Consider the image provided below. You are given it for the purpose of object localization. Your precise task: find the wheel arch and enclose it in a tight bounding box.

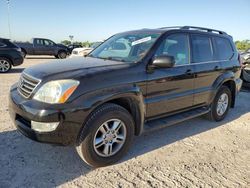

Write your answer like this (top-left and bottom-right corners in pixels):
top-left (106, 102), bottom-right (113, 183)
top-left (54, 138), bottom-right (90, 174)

top-left (0, 55), bottom-right (13, 65)
top-left (212, 72), bottom-right (237, 108)
top-left (76, 89), bottom-right (145, 145)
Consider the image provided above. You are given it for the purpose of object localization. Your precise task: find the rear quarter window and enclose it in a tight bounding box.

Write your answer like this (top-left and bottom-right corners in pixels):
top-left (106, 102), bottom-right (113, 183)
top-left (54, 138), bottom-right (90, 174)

top-left (214, 37), bottom-right (234, 60)
top-left (191, 35), bottom-right (213, 63)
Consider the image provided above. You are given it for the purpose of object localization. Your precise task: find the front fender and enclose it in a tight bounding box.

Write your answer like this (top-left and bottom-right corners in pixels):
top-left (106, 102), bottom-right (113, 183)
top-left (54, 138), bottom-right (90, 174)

top-left (74, 84), bottom-right (146, 143)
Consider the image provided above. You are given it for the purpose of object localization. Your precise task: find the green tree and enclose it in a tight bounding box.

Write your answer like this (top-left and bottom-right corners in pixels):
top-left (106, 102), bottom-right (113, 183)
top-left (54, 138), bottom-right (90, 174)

top-left (235, 40), bottom-right (250, 51)
top-left (61, 40), bottom-right (71, 45)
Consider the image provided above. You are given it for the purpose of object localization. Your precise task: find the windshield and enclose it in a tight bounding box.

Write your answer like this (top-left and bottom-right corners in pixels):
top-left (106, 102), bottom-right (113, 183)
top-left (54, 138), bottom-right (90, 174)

top-left (89, 32), bottom-right (161, 63)
top-left (91, 42), bottom-right (102, 49)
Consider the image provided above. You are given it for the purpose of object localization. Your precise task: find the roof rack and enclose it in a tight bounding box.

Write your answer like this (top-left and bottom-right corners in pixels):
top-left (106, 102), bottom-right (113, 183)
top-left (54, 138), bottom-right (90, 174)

top-left (159, 26), bottom-right (227, 35)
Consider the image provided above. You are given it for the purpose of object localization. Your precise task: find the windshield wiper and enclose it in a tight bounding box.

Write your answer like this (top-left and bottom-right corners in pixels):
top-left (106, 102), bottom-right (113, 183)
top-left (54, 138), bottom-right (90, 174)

top-left (100, 57), bottom-right (128, 62)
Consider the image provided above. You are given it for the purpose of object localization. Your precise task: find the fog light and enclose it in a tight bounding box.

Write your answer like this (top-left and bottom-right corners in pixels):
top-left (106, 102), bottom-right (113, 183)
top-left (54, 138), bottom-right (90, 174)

top-left (31, 121), bottom-right (59, 132)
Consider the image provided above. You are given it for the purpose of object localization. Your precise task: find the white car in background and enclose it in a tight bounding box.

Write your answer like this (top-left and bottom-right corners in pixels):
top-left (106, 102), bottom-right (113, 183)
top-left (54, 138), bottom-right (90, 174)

top-left (69, 41), bottom-right (103, 58)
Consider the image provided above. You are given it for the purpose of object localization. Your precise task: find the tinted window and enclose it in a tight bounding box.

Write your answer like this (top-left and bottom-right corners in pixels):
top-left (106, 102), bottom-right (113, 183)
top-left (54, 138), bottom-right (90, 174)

top-left (214, 37), bottom-right (233, 60)
top-left (191, 35), bottom-right (213, 63)
top-left (35, 39), bottom-right (43, 46)
top-left (44, 40), bottom-right (54, 46)
top-left (155, 34), bottom-right (189, 65)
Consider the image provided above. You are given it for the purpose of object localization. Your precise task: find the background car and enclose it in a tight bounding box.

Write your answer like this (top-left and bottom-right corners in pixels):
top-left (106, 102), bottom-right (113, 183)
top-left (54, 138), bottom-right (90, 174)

top-left (241, 50), bottom-right (250, 86)
top-left (0, 38), bottom-right (24, 73)
top-left (67, 44), bottom-right (83, 53)
top-left (15, 38), bottom-right (69, 59)
top-left (69, 41), bottom-right (103, 58)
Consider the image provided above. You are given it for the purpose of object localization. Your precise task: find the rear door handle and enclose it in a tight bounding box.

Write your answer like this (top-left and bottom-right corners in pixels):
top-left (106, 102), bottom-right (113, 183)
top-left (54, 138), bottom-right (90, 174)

top-left (186, 69), bottom-right (192, 75)
top-left (214, 66), bottom-right (220, 71)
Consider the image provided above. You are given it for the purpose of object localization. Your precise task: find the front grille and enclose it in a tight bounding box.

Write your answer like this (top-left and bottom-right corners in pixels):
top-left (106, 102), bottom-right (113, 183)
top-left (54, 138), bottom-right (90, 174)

top-left (17, 72), bottom-right (41, 98)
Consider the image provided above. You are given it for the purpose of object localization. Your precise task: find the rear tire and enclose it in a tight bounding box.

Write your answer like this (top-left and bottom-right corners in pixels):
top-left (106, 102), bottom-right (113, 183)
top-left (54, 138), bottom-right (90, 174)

top-left (0, 57), bottom-right (12, 73)
top-left (76, 103), bottom-right (134, 167)
top-left (206, 86), bottom-right (232, 121)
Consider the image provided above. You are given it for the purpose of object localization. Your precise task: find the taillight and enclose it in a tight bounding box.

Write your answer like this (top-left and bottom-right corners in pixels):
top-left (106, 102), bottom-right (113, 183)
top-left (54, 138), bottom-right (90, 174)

top-left (238, 54), bottom-right (244, 69)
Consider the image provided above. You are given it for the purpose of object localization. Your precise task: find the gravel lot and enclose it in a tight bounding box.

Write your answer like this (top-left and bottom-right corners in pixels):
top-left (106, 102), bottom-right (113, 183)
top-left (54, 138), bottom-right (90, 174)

top-left (0, 56), bottom-right (250, 188)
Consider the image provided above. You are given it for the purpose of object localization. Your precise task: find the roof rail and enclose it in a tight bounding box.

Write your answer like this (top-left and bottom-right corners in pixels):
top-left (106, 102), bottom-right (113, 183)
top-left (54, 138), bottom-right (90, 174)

top-left (182, 26), bottom-right (227, 35)
top-left (159, 26), bottom-right (227, 35)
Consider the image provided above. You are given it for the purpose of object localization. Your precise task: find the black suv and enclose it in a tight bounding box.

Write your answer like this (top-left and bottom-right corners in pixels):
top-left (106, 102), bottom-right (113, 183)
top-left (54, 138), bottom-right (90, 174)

top-left (0, 38), bottom-right (24, 73)
top-left (9, 26), bottom-right (242, 167)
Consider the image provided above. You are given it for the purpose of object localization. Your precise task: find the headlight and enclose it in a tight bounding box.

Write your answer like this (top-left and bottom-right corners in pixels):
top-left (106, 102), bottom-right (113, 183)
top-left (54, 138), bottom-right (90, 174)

top-left (33, 80), bottom-right (79, 104)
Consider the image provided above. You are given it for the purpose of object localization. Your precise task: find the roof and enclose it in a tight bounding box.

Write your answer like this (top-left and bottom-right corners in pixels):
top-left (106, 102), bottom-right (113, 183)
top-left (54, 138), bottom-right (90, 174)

top-left (119, 26), bottom-right (229, 37)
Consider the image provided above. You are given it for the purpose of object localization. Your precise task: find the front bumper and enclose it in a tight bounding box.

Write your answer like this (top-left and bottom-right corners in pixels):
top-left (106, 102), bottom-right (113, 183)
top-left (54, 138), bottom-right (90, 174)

top-left (9, 85), bottom-right (83, 146)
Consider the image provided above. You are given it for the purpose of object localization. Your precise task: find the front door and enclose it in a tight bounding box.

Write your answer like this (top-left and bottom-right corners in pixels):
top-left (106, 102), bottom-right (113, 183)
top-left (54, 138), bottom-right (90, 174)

top-left (146, 33), bottom-right (195, 119)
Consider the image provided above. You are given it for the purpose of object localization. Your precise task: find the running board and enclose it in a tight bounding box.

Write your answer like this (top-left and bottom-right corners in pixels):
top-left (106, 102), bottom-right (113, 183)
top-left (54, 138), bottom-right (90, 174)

top-left (143, 107), bottom-right (210, 132)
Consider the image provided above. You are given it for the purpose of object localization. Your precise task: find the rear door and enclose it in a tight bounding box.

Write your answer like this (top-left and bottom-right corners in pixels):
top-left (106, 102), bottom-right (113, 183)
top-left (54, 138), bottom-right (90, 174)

top-left (146, 33), bottom-right (195, 118)
top-left (191, 34), bottom-right (222, 106)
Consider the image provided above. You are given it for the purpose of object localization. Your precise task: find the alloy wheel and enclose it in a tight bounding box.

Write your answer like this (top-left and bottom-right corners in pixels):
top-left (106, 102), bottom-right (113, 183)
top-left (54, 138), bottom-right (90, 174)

top-left (0, 59), bottom-right (11, 72)
top-left (93, 119), bottom-right (127, 157)
top-left (216, 93), bottom-right (229, 116)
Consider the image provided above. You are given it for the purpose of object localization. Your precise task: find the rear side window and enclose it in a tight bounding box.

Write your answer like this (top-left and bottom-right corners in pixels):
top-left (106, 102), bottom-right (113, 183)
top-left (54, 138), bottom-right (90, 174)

top-left (35, 39), bottom-right (44, 46)
top-left (191, 35), bottom-right (213, 63)
top-left (214, 37), bottom-right (234, 60)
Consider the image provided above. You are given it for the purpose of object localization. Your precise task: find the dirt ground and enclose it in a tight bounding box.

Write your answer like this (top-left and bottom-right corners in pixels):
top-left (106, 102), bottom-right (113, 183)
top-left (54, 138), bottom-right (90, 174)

top-left (0, 56), bottom-right (250, 188)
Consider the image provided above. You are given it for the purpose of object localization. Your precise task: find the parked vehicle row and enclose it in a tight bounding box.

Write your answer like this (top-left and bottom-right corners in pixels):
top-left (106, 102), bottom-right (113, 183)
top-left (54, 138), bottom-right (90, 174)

top-left (69, 41), bottom-right (103, 58)
top-left (240, 49), bottom-right (250, 85)
top-left (67, 44), bottom-right (83, 53)
top-left (9, 26), bottom-right (242, 167)
top-left (0, 38), bottom-right (24, 73)
top-left (15, 38), bottom-right (69, 59)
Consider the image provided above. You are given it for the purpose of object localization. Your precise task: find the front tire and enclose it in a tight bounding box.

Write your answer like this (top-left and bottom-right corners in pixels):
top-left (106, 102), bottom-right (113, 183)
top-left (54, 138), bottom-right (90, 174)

top-left (0, 57), bottom-right (12, 73)
top-left (206, 86), bottom-right (232, 121)
top-left (76, 103), bottom-right (135, 167)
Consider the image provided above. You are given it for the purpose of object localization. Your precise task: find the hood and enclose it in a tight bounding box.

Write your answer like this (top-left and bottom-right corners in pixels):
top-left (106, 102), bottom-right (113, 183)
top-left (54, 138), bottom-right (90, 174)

top-left (57, 43), bottom-right (68, 49)
top-left (24, 57), bottom-right (127, 80)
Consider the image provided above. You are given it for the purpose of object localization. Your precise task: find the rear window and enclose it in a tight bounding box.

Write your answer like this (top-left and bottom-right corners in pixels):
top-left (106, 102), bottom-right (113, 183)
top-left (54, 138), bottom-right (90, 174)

top-left (214, 37), bottom-right (234, 60)
top-left (191, 35), bottom-right (213, 63)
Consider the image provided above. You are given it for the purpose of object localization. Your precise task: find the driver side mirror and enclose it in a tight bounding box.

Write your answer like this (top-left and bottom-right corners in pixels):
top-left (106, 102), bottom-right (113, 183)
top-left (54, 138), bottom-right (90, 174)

top-left (151, 55), bottom-right (175, 68)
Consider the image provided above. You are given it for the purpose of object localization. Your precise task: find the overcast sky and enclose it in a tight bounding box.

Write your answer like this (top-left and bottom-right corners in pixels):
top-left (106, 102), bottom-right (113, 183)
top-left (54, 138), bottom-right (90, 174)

top-left (0, 0), bottom-right (249, 42)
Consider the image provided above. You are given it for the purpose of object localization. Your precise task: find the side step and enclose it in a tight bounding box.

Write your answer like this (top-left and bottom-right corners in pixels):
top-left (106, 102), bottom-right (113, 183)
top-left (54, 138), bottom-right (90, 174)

top-left (143, 107), bottom-right (210, 132)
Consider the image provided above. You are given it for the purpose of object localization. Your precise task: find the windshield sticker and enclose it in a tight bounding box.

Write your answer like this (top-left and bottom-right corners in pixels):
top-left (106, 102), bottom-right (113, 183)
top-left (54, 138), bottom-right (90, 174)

top-left (132, 36), bottom-right (152, 46)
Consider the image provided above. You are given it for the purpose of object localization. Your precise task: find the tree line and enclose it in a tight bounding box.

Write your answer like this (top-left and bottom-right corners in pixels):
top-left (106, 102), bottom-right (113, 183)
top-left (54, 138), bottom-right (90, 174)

top-left (234, 40), bottom-right (250, 51)
top-left (61, 40), bottom-right (92, 47)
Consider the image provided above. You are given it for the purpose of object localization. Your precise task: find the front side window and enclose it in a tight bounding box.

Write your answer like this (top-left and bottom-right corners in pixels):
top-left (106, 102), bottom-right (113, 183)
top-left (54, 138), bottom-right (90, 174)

top-left (214, 37), bottom-right (233, 60)
top-left (44, 40), bottom-right (54, 46)
top-left (191, 35), bottom-right (213, 63)
top-left (154, 34), bottom-right (189, 65)
top-left (90, 33), bottom-right (161, 63)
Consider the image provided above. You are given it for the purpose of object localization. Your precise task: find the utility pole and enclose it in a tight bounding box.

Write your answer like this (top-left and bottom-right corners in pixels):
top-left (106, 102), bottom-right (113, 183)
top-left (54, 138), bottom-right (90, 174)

top-left (69, 35), bottom-right (74, 44)
top-left (6, 0), bottom-right (11, 39)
